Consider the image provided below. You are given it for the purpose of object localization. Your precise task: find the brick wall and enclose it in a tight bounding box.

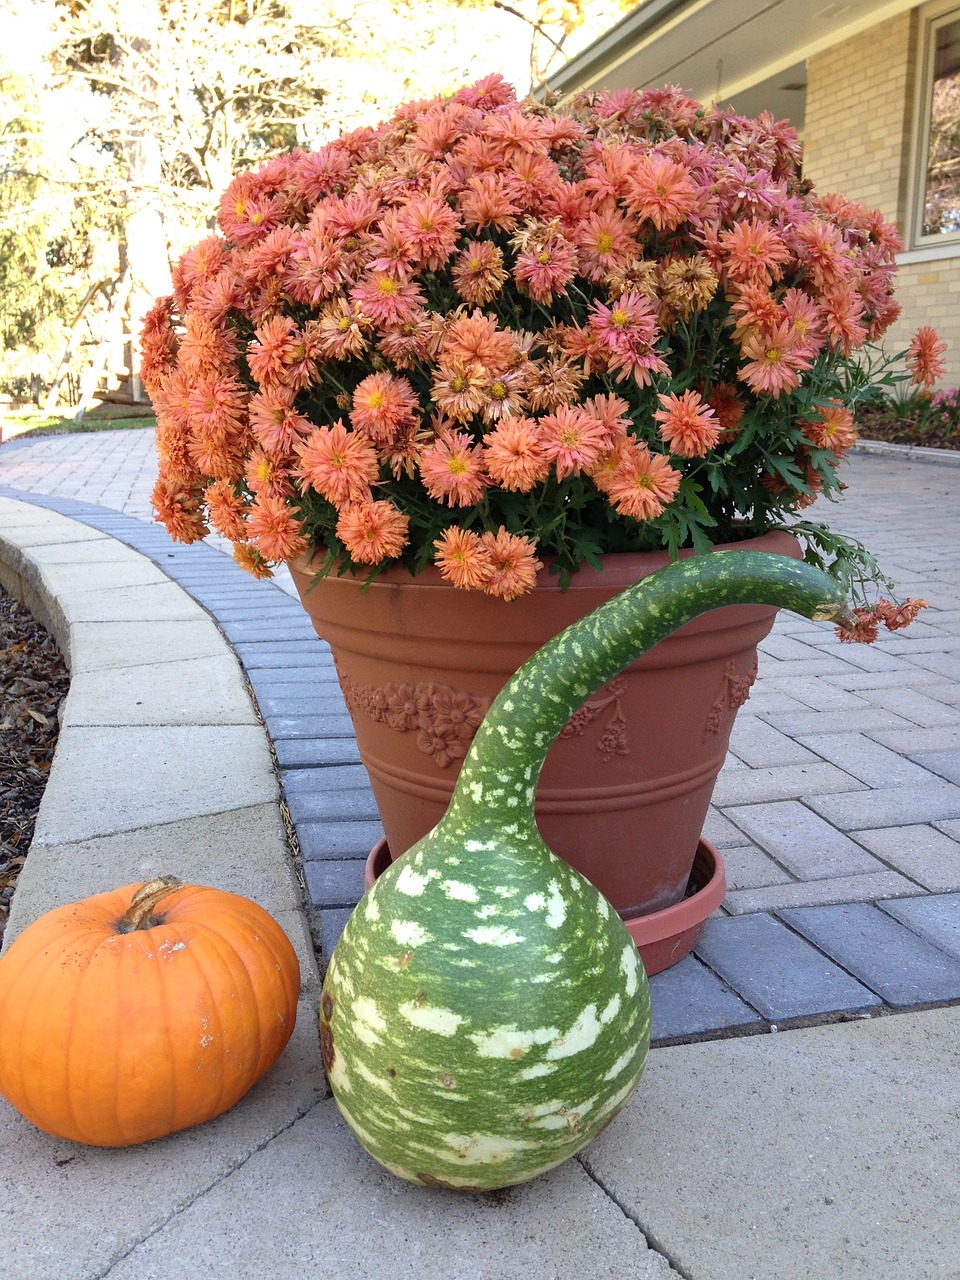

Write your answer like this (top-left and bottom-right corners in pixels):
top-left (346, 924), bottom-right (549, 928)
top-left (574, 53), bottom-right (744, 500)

top-left (804, 9), bottom-right (960, 386)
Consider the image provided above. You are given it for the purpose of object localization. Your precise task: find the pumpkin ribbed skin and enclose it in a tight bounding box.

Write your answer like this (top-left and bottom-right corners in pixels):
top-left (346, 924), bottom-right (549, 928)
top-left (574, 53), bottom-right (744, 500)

top-left (0, 881), bottom-right (300, 1146)
top-left (322, 552), bottom-right (851, 1189)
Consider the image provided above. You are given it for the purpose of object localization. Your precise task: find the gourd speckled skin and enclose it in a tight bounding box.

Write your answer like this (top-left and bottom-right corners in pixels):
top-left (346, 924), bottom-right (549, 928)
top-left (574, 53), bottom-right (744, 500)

top-left (320, 552), bottom-right (850, 1190)
top-left (0, 878), bottom-right (300, 1146)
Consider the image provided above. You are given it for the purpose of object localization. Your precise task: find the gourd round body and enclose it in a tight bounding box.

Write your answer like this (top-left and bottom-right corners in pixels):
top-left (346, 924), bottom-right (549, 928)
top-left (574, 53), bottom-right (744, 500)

top-left (322, 839), bottom-right (650, 1190)
top-left (321, 552), bottom-right (852, 1189)
top-left (0, 878), bottom-right (300, 1146)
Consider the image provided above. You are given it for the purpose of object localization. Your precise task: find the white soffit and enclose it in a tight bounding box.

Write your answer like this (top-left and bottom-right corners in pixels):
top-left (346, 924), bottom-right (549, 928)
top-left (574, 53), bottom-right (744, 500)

top-left (550, 0), bottom-right (918, 118)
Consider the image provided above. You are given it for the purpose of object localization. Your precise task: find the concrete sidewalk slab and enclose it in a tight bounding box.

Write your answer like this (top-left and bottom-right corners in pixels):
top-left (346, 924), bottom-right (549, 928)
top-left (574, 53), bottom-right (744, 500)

top-left (102, 1100), bottom-right (677, 1280)
top-left (581, 1006), bottom-right (960, 1280)
top-left (0, 1017), bottom-right (326, 1280)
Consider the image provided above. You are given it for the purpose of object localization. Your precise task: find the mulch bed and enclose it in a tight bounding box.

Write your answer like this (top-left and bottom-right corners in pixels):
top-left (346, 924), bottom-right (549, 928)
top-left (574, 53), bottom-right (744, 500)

top-left (0, 588), bottom-right (69, 946)
top-left (858, 412), bottom-right (959, 452)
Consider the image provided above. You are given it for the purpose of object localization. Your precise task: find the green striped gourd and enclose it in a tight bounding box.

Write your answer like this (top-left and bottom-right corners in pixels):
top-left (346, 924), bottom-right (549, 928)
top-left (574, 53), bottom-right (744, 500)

top-left (320, 551), bottom-right (850, 1190)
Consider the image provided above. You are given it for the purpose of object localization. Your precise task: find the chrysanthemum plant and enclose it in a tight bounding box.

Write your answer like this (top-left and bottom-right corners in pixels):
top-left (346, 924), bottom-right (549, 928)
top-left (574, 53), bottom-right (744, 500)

top-left (141, 75), bottom-right (944, 639)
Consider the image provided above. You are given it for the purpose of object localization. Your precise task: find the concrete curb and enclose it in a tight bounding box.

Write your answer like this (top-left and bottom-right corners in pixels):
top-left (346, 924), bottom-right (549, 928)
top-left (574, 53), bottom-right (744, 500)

top-left (0, 496), bottom-right (334, 1276)
top-left (855, 437), bottom-right (960, 465)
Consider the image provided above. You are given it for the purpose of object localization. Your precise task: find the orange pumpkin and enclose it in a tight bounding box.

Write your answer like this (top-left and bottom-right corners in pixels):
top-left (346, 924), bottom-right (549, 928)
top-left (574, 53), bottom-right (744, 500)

top-left (0, 877), bottom-right (300, 1146)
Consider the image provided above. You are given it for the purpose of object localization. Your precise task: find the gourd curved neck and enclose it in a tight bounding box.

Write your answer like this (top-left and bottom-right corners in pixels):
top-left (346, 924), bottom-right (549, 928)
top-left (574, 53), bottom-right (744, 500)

top-left (440, 551), bottom-right (848, 832)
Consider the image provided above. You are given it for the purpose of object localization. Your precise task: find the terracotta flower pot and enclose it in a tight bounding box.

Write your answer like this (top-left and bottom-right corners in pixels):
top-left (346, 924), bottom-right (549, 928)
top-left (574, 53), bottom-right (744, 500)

top-left (288, 529), bottom-right (798, 938)
top-left (363, 835), bottom-right (726, 977)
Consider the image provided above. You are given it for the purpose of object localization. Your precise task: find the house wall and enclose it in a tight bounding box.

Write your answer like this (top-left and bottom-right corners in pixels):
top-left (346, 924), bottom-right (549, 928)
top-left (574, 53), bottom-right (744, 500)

top-left (803, 9), bottom-right (960, 386)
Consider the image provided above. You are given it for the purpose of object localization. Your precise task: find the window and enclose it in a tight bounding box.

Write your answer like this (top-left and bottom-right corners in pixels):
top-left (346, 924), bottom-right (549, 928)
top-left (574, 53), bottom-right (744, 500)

top-left (916, 6), bottom-right (960, 243)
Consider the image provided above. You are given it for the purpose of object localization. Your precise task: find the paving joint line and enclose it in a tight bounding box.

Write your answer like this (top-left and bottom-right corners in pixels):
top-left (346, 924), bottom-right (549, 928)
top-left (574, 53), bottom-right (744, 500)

top-left (3, 483), bottom-right (960, 1042)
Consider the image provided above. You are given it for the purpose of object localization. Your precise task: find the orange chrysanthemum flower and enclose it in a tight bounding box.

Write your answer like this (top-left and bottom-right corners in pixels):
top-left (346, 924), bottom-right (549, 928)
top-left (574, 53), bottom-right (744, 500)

top-left (336, 499), bottom-right (410, 564)
top-left (350, 371), bottom-right (420, 445)
top-left (418, 431), bottom-right (489, 507)
top-left (246, 494), bottom-right (309, 562)
top-left (605, 441), bottom-right (682, 521)
top-left (295, 421), bottom-right (379, 506)
top-left (433, 526), bottom-right (492, 590)
top-left (654, 389), bottom-right (720, 458)
top-left (204, 479), bottom-right (249, 541)
top-left (479, 529), bottom-right (542, 600)
top-left (483, 415), bottom-right (551, 492)
top-left (906, 327), bottom-right (948, 387)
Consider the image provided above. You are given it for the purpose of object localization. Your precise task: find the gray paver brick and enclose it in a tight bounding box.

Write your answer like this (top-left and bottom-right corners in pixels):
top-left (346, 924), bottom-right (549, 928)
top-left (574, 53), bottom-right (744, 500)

top-left (806, 780), bottom-right (960, 830)
top-left (303, 858), bottom-right (367, 907)
top-left (855, 825), bottom-right (960, 891)
top-left (647, 955), bottom-right (762, 1041)
top-left (761, 707), bottom-right (916, 737)
top-left (273, 737), bottom-right (361, 768)
top-left (281, 764), bottom-right (372, 793)
top-left (297, 820), bottom-right (383, 861)
top-left (701, 807), bottom-right (748, 847)
top-left (879, 894), bottom-right (960, 960)
top-left (921, 681), bottom-right (960, 708)
top-left (693, 913), bottom-right (881, 1020)
top-left (265, 713), bottom-right (357, 740)
top-left (870, 724), bottom-right (960, 753)
top-left (857, 687), bottom-right (960, 727)
top-left (915, 749), bottom-right (960, 784)
top-left (723, 799), bottom-right (885, 877)
top-left (711, 762), bottom-right (863, 806)
top-left (904, 651), bottom-right (960, 679)
top-left (779, 903), bottom-right (960, 1006)
top-left (284, 787), bottom-right (381, 824)
top-left (720, 844), bottom-right (792, 890)
top-left (727, 718), bottom-right (819, 767)
top-left (795, 731), bottom-right (941, 789)
top-left (316, 907), bottom-right (353, 963)
top-left (723, 870), bottom-right (921, 914)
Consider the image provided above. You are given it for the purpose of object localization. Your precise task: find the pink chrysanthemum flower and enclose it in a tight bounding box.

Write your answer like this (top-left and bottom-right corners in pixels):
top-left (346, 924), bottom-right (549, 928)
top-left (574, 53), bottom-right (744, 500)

top-left (654, 389), bottom-right (720, 458)
top-left (295, 421), bottom-right (379, 506)
top-left (539, 405), bottom-right (610, 480)
top-left (350, 371), bottom-right (420, 445)
top-left (459, 172), bottom-right (521, 233)
top-left (589, 292), bottom-right (670, 387)
top-left (396, 190), bottom-right (462, 271)
top-left (512, 235), bottom-right (579, 303)
top-left (433, 526), bottom-right (492, 590)
top-left (605, 441), bottom-right (682, 521)
top-left (336, 499), bottom-right (410, 564)
top-left (418, 431), bottom-right (489, 507)
top-left (249, 387), bottom-right (313, 461)
top-left (350, 272), bottom-right (425, 329)
top-left (479, 368), bottom-right (528, 425)
top-left (284, 234), bottom-right (345, 306)
top-left (483, 415), bottom-right (550, 491)
top-left (906, 327), bottom-right (948, 387)
top-left (738, 322), bottom-right (813, 398)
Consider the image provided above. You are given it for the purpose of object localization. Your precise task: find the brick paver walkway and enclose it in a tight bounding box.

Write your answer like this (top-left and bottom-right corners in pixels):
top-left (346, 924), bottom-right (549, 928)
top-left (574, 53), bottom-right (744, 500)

top-left (3, 428), bottom-right (959, 1042)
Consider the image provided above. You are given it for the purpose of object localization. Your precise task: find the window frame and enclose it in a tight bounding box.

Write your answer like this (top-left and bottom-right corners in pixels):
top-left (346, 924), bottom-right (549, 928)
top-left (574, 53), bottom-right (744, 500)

top-left (909, 1), bottom-right (960, 250)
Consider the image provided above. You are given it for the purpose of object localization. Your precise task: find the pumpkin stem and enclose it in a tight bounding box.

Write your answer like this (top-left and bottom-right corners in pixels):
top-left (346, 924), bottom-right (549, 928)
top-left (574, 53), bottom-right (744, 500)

top-left (118, 876), bottom-right (184, 933)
